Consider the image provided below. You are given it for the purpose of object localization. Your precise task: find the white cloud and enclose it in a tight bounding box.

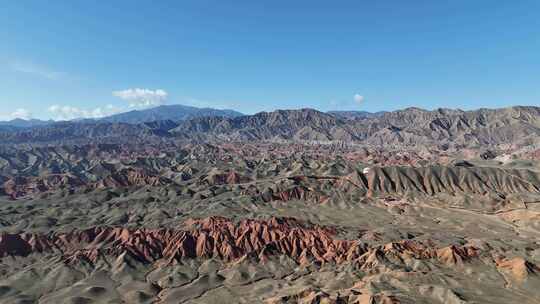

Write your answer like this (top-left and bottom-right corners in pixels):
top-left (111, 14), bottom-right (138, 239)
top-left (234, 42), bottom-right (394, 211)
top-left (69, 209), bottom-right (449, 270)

top-left (328, 94), bottom-right (365, 109)
top-left (112, 88), bottom-right (168, 108)
top-left (11, 61), bottom-right (64, 80)
top-left (10, 108), bottom-right (32, 120)
top-left (48, 104), bottom-right (122, 120)
top-left (354, 94), bottom-right (365, 104)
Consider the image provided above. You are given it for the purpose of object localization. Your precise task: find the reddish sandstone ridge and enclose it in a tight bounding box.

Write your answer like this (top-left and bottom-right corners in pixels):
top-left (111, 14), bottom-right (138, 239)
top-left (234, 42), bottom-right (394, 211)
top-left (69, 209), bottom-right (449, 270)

top-left (3, 174), bottom-right (85, 199)
top-left (496, 256), bottom-right (540, 281)
top-left (265, 287), bottom-right (401, 304)
top-left (0, 217), bottom-right (478, 270)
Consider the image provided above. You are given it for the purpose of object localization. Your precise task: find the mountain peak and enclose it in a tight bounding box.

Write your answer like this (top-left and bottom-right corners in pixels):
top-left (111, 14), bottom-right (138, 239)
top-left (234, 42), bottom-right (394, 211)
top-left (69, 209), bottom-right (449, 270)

top-left (100, 104), bottom-right (243, 124)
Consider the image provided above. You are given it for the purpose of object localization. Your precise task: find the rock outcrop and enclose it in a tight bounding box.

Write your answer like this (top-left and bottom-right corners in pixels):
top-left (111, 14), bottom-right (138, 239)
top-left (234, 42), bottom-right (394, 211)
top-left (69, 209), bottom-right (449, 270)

top-left (0, 217), bottom-right (479, 271)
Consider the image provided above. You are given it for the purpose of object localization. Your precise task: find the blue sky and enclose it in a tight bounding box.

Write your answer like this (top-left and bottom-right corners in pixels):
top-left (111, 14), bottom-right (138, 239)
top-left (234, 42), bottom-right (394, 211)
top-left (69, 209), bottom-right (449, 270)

top-left (0, 1), bottom-right (539, 120)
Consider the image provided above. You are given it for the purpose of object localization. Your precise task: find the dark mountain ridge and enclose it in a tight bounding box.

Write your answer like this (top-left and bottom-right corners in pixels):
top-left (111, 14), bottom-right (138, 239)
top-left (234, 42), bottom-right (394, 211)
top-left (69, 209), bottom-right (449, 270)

top-left (327, 110), bottom-right (387, 119)
top-left (99, 104), bottom-right (243, 123)
top-left (0, 118), bottom-right (53, 128)
top-left (1, 106), bottom-right (538, 148)
top-left (0, 104), bottom-right (243, 128)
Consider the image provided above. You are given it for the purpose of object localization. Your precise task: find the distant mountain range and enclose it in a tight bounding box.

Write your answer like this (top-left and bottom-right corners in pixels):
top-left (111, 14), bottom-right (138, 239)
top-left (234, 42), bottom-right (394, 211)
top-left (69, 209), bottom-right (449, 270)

top-left (0, 104), bottom-right (243, 127)
top-left (169, 106), bottom-right (540, 146)
top-left (327, 110), bottom-right (387, 119)
top-left (0, 118), bottom-right (53, 128)
top-left (99, 104), bottom-right (243, 123)
top-left (1, 106), bottom-right (539, 149)
top-left (0, 105), bottom-right (391, 128)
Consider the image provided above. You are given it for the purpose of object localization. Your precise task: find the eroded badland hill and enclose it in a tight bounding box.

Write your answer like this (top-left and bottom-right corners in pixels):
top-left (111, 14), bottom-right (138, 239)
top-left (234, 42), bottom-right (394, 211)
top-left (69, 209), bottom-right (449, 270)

top-left (1, 106), bottom-right (540, 303)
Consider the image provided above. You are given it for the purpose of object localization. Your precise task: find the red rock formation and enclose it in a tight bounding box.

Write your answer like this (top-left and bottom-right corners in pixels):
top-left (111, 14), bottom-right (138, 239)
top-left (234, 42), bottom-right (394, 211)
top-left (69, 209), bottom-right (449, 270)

top-left (495, 256), bottom-right (539, 281)
top-left (0, 217), bottom-right (479, 272)
top-left (3, 174), bottom-right (85, 199)
top-left (265, 289), bottom-right (341, 304)
top-left (436, 245), bottom-right (479, 266)
top-left (265, 288), bottom-right (401, 304)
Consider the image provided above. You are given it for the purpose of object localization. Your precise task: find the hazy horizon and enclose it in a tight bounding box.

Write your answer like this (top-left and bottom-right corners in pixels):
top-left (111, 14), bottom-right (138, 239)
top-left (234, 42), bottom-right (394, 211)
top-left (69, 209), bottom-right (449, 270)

top-left (3, 103), bottom-right (540, 123)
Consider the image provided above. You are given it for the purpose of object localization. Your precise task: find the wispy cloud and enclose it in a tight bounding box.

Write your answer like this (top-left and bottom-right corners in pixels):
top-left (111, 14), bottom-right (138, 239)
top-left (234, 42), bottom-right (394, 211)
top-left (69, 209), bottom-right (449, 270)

top-left (6, 88), bottom-right (237, 121)
top-left (329, 94), bottom-right (366, 109)
top-left (354, 94), bottom-right (365, 104)
top-left (48, 104), bottom-right (122, 120)
top-left (0, 108), bottom-right (33, 121)
top-left (49, 87), bottom-right (169, 120)
top-left (112, 88), bottom-right (168, 108)
top-left (10, 108), bottom-right (32, 120)
top-left (10, 61), bottom-right (64, 80)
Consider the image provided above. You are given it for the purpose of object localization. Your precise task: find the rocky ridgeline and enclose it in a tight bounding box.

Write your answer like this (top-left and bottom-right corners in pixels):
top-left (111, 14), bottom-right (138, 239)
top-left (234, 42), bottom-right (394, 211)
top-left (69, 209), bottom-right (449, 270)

top-left (0, 216), bottom-right (480, 268)
top-left (2, 157), bottom-right (540, 200)
top-left (1, 106), bottom-right (539, 147)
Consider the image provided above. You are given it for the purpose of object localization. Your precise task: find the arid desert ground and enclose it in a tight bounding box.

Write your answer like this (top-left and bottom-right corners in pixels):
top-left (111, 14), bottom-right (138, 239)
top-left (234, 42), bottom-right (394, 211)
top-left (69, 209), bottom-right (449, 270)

top-left (1, 106), bottom-right (540, 303)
